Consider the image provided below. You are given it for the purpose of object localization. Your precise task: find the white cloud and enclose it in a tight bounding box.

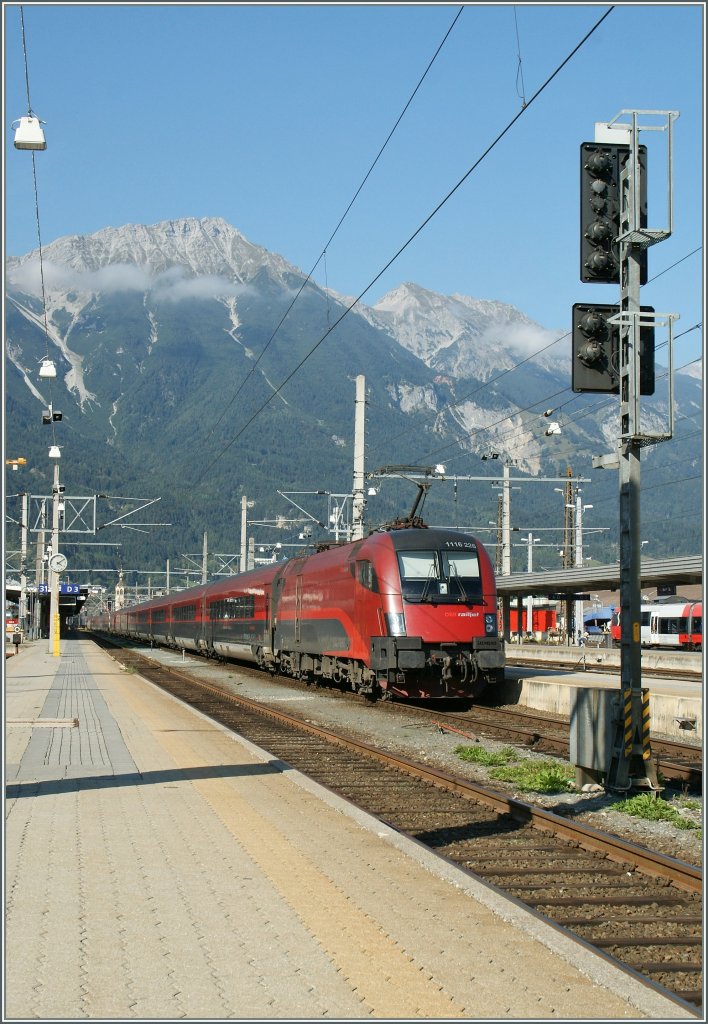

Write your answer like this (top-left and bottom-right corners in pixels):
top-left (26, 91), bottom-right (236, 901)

top-left (479, 321), bottom-right (562, 358)
top-left (7, 259), bottom-right (251, 303)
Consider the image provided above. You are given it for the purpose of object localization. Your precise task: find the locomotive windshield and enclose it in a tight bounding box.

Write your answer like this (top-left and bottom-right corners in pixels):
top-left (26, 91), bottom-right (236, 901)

top-left (397, 549), bottom-right (483, 603)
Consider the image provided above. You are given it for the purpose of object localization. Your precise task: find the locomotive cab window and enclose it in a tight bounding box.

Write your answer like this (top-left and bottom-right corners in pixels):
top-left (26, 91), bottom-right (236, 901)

top-left (441, 551), bottom-right (483, 602)
top-left (398, 551), bottom-right (438, 601)
top-left (398, 548), bottom-right (483, 603)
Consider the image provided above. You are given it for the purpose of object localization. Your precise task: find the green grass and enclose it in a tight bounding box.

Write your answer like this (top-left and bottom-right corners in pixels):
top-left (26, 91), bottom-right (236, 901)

top-left (454, 744), bottom-right (574, 793)
top-left (454, 744), bottom-right (516, 767)
top-left (489, 760), bottom-right (575, 794)
top-left (614, 793), bottom-right (702, 832)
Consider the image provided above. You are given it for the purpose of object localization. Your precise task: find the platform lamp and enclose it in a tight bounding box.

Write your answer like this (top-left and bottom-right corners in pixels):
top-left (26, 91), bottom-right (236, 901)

top-left (12, 115), bottom-right (47, 150)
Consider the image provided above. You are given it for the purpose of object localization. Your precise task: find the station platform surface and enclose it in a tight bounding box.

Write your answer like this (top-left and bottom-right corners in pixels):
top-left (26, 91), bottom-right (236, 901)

top-left (500, 658), bottom-right (703, 743)
top-left (4, 636), bottom-right (695, 1020)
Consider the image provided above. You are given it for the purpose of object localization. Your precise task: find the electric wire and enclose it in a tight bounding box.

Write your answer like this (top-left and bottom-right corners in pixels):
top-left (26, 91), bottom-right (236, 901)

top-left (408, 321), bottom-right (702, 468)
top-left (194, 5), bottom-right (616, 486)
top-left (367, 258), bottom-right (702, 463)
top-left (513, 6), bottom-right (527, 108)
top-left (196, 5), bottom-right (466, 448)
top-left (418, 353), bottom-right (701, 476)
top-left (17, 6), bottom-right (56, 450)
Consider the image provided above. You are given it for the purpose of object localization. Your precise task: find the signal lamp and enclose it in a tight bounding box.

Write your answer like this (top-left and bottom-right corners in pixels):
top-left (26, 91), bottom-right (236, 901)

top-left (571, 303), bottom-right (655, 395)
top-left (580, 142), bottom-right (648, 284)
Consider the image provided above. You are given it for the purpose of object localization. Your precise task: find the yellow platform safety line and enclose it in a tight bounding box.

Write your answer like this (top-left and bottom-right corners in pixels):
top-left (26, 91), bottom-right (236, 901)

top-left (53, 614), bottom-right (61, 657)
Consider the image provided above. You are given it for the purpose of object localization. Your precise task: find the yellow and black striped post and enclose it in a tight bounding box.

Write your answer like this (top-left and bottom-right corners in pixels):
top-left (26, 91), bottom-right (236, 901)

top-left (641, 688), bottom-right (652, 761)
top-left (623, 688), bottom-right (633, 758)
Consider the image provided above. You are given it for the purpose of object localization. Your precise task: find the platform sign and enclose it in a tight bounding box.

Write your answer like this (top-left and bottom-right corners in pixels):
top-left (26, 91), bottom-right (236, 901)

top-left (38, 583), bottom-right (81, 595)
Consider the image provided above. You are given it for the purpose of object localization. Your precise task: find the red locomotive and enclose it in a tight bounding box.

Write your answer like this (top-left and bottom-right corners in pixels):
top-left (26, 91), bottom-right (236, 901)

top-left (106, 525), bottom-right (505, 700)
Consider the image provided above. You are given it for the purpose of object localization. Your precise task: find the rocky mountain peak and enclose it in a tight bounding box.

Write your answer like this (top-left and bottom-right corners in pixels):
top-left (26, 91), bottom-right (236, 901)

top-left (370, 281), bottom-right (567, 379)
top-left (6, 216), bottom-right (302, 289)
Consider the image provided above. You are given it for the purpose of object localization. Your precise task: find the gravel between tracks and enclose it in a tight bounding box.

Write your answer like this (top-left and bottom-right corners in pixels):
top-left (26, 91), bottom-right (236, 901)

top-left (213, 666), bottom-right (704, 869)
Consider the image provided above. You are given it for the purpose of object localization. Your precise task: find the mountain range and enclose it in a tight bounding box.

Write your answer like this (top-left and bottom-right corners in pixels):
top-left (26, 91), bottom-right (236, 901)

top-left (5, 217), bottom-right (702, 585)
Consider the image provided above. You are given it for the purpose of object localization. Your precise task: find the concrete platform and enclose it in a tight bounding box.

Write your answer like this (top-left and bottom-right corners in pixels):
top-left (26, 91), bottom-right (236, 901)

top-left (502, 644), bottom-right (702, 741)
top-left (4, 637), bottom-right (696, 1019)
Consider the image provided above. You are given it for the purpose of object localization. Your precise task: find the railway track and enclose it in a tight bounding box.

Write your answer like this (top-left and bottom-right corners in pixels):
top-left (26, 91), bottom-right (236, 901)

top-left (506, 652), bottom-right (702, 682)
top-left (94, 635), bottom-right (702, 1013)
top-left (88, 630), bottom-right (702, 790)
top-left (388, 701), bottom-right (703, 792)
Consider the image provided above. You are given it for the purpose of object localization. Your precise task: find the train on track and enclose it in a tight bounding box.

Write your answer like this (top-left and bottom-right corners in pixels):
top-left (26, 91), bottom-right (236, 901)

top-left (91, 525), bottom-right (505, 700)
top-left (610, 600), bottom-right (702, 650)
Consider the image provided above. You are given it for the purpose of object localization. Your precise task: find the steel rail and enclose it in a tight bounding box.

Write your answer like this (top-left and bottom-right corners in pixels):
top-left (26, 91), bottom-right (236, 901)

top-left (108, 641), bottom-right (702, 896)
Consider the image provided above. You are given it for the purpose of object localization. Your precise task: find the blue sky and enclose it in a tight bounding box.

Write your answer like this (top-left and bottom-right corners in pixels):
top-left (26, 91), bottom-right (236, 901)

top-left (3, 2), bottom-right (705, 363)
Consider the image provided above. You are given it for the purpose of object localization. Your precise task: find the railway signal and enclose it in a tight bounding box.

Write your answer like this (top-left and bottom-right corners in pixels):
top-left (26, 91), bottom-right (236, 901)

top-left (571, 303), bottom-right (655, 395)
top-left (573, 111), bottom-right (679, 796)
top-left (580, 142), bottom-right (648, 284)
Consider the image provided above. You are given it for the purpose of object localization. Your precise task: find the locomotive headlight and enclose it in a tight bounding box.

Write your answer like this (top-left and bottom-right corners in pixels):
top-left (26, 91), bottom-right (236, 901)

top-left (484, 614), bottom-right (497, 635)
top-left (385, 612), bottom-right (406, 637)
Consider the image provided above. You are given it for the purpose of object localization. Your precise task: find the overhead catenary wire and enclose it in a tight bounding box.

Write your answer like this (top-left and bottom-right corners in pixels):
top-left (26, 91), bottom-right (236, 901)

top-left (513, 6), bottom-right (528, 108)
top-left (194, 5), bottom-right (616, 486)
top-left (406, 317), bottom-right (702, 469)
top-left (365, 268), bottom-right (702, 465)
top-left (197, 5), bottom-right (466, 448)
top-left (414, 350), bottom-right (702, 473)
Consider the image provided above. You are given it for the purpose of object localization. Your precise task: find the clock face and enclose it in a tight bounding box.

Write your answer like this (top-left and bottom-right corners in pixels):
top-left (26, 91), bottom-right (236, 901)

top-left (49, 553), bottom-right (67, 573)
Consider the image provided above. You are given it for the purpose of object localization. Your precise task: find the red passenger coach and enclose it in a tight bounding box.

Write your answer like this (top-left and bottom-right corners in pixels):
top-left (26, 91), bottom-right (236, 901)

top-left (106, 525), bottom-right (505, 701)
top-left (610, 601), bottom-right (702, 651)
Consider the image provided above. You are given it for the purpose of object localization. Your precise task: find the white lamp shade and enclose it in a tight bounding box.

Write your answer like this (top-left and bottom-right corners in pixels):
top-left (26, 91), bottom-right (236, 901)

top-left (13, 116), bottom-right (47, 151)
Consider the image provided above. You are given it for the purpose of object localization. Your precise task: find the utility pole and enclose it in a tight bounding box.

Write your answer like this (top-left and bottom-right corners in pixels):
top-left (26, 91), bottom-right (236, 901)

top-left (572, 492), bottom-right (593, 642)
top-left (35, 498), bottom-right (47, 639)
top-left (351, 374), bottom-right (366, 541)
top-left (47, 460), bottom-right (62, 656)
top-left (556, 470), bottom-right (576, 642)
top-left (240, 496), bottom-right (248, 573)
top-left (19, 492), bottom-right (28, 632)
top-left (494, 494), bottom-right (503, 577)
top-left (525, 533), bottom-right (540, 634)
top-left (240, 496), bottom-right (254, 572)
top-left (202, 531), bottom-right (208, 584)
top-left (500, 462), bottom-right (511, 576)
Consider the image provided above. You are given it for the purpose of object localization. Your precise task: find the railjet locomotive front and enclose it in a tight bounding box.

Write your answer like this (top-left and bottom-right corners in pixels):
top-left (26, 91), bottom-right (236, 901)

top-left (109, 525), bottom-right (504, 701)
